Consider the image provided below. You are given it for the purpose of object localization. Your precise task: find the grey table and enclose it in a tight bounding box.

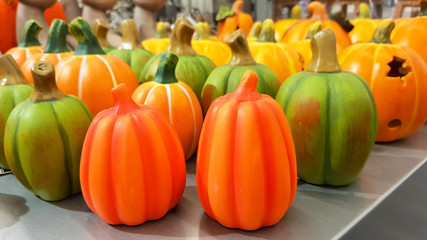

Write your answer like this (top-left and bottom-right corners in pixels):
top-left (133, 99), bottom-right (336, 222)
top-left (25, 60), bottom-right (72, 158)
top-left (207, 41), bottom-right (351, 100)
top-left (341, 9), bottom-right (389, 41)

top-left (1, 126), bottom-right (427, 240)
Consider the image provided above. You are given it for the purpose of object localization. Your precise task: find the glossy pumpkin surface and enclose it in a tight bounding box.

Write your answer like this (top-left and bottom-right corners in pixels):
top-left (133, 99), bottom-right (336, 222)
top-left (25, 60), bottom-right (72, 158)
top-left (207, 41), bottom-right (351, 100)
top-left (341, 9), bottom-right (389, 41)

top-left (216, 0), bottom-right (254, 41)
top-left (132, 52), bottom-right (203, 160)
top-left (4, 61), bottom-right (92, 201)
top-left (55, 17), bottom-right (139, 116)
top-left (22, 19), bottom-right (72, 83)
top-left (249, 19), bottom-right (303, 83)
top-left (0, 55), bottom-right (33, 170)
top-left (339, 20), bottom-right (427, 142)
top-left (80, 83), bottom-right (186, 225)
top-left (201, 30), bottom-right (280, 114)
top-left (276, 29), bottom-right (378, 186)
top-left (197, 70), bottom-right (297, 230)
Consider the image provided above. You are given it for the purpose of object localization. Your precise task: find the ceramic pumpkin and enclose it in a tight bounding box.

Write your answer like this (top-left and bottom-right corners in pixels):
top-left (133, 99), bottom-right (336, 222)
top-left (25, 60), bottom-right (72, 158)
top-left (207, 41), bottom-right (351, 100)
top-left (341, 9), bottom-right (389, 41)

top-left (0, 0), bottom-right (18, 53)
top-left (197, 70), bottom-right (297, 230)
top-left (216, 0), bottom-right (254, 41)
top-left (80, 83), bottom-right (186, 225)
top-left (274, 5), bottom-right (301, 41)
top-left (339, 20), bottom-right (427, 142)
top-left (55, 17), bottom-right (139, 116)
top-left (200, 29), bottom-right (280, 114)
top-left (349, 3), bottom-right (381, 44)
top-left (132, 52), bottom-right (203, 160)
top-left (4, 61), bottom-right (93, 201)
top-left (139, 18), bottom-right (216, 100)
top-left (93, 19), bottom-right (117, 54)
top-left (391, 0), bottom-right (427, 64)
top-left (108, 19), bottom-right (154, 79)
top-left (276, 29), bottom-right (378, 186)
top-left (192, 22), bottom-right (231, 66)
top-left (0, 55), bottom-right (33, 170)
top-left (280, 1), bottom-right (352, 50)
top-left (249, 19), bottom-right (303, 83)
top-left (142, 22), bottom-right (171, 54)
top-left (289, 22), bottom-right (322, 69)
top-left (6, 20), bottom-right (45, 68)
top-left (21, 19), bottom-right (72, 83)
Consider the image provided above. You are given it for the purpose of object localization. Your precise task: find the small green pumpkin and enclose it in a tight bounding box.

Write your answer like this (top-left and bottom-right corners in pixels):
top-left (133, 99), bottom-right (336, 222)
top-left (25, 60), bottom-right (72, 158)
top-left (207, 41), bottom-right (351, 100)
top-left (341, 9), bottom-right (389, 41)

top-left (275, 29), bottom-right (378, 186)
top-left (200, 29), bottom-right (280, 114)
top-left (4, 61), bottom-right (93, 201)
top-left (0, 55), bottom-right (34, 170)
top-left (139, 18), bottom-right (216, 100)
top-left (107, 19), bottom-right (153, 79)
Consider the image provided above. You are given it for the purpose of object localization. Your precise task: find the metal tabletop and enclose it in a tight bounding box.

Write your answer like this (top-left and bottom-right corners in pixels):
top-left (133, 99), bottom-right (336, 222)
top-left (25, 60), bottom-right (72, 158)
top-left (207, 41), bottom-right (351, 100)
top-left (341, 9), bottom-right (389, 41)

top-left (1, 126), bottom-right (427, 240)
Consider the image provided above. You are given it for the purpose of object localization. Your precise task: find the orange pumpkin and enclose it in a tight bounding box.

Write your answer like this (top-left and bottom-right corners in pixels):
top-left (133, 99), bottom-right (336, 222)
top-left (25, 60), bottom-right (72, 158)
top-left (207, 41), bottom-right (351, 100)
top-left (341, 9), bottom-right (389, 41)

top-left (0, 0), bottom-right (18, 53)
top-left (349, 3), bottom-right (381, 44)
top-left (132, 52), bottom-right (203, 160)
top-left (216, 0), bottom-right (254, 42)
top-left (55, 17), bottom-right (139, 116)
top-left (280, 1), bottom-right (351, 50)
top-left (6, 20), bottom-right (45, 68)
top-left (339, 20), bottom-right (427, 142)
top-left (249, 19), bottom-right (303, 83)
top-left (391, 0), bottom-right (427, 64)
top-left (142, 22), bottom-right (170, 54)
top-left (191, 22), bottom-right (231, 66)
top-left (80, 83), bottom-right (186, 225)
top-left (274, 5), bottom-right (301, 41)
top-left (197, 70), bottom-right (297, 230)
top-left (22, 19), bottom-right (72, 83)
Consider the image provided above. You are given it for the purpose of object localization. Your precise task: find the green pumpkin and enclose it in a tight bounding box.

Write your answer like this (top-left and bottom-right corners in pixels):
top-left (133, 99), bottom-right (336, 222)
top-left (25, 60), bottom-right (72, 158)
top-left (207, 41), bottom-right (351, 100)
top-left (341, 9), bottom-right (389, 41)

top-left (139, 18), bottom-right (216, 100)
top-left (275, 29), bottom-right (378, 186)
top-left (0, 55), bottom-right (34, 170)
top-left (4, 61), bottom-right (93, 201)
top-left (107, 19), bottom-right (153, 78)
top-left (200, 29), bottom-right (280, 114)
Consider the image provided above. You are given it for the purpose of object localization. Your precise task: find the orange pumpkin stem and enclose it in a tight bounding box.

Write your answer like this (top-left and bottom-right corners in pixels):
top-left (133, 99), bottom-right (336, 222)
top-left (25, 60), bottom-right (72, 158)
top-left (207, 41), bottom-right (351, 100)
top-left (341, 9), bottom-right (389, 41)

top-left (232, 70), bottom-right (261, 101)
top-left (30, 61), bottom-right (66, 101)
top-left (226, 29), bottom-right (257, 66)
top-left (112, 83), bottom-right (140, 115)
top-left (119, 19), bottom-right (143, 50)
top-left (0, 54), bottom-right (29, 85)
top-left (232, 0), bottom-right (244, 12)
top-left (168, 18), bottom-right (196, 56)
top-left (93, 19), bottom-right (111, 47)
top-left (306, 28), bottom-right (342, 73)
top-left (308, 1), bottom-right (329, 21)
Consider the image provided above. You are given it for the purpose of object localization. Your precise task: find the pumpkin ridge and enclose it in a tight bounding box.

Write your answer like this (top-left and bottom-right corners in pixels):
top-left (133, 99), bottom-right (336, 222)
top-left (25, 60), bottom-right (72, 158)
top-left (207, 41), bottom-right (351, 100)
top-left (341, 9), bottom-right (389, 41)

top-left (369, 45), bottom-right (382, 89)
top-left (282, 73), bottom-right (309, 112)
top-left (108, 118), bottom-right (123, 223)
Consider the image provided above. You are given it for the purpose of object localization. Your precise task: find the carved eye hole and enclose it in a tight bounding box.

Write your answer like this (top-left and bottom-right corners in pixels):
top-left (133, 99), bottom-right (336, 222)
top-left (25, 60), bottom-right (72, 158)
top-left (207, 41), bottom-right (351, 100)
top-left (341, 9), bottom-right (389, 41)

top-left (388, 119), bottom-right (402, 130)
top-left (387, 56), bottom-right (411, 78)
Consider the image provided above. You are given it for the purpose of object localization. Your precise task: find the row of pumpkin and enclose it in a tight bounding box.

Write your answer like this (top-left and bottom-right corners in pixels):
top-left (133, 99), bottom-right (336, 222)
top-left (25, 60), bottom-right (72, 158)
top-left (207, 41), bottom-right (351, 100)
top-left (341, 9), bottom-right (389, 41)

top-left (0, 3), bottom-right (425, 232)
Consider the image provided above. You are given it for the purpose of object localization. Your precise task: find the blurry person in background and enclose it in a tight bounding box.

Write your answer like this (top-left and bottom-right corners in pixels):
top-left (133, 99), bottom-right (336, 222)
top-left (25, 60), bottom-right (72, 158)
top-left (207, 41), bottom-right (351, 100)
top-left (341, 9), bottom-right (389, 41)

top-left (134, 0), bottom-right (166, 40)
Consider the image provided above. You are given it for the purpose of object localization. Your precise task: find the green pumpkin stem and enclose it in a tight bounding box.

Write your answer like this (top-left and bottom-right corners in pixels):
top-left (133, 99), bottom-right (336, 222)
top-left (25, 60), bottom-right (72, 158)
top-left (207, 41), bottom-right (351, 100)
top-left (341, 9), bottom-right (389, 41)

top-left (195, 22), bottom-right (210, 40)
top-left (18, 20), bottom-right (42, 47)
top-left (153, 52), bottom-right (179, 84)
top-left (306, 28), bottom-right (342, 73)
top-left (71, 17), bottom-right (105, 55)
top-left (257, 19), bottom-right (276, 43)
top-left (0, 55), bottom-right (29, 85)
top-left (248, 21), bottom-right (262, 38)
top-left (119, 19), bottom-right (143, 50)
top-left (168, 18), bottom-right (196, 56)
top-left (370, 19), bottom-right (394, 44)
top-left (358, 3), bottom-right (371, 18)
top-left (232, 70), bottom-right (261, 101)
top-left (44, 19), bottom-right (70, 54)
top-left (306, 21), bottom-right (323, 39)
top-left (420, 0), bottom-right (427, 16)
top-left (30, 61), bottom-right (66, 101)
top-left (290, 5), bottom-right (301, 19)
top-left (226, 29), bottom-right (257, 66)
top-left (112, 83), bottom-right (139, 115)
top-left (93, 19), bottom-right (111, 47)
top-left (156, 22), bottom-right (169, 38)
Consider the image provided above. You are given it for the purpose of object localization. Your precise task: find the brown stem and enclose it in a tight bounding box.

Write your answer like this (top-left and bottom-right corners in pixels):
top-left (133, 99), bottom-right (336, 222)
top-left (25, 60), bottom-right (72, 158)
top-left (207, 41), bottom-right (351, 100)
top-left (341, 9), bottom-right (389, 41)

top-left (306, 28), bottom-right (342, 73)
top-left (93, 19), bottom-right (111, 47)
top-left (226, 29), bottom-right (257, 66)
top-left (119, 19), bottom-right (143, 50)
top-left (0, 55), bottom-right (29, 85)
top-left (168, 18), bottom-right (196, 56)
top-left (30, 61), bottom-right (65, 100)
